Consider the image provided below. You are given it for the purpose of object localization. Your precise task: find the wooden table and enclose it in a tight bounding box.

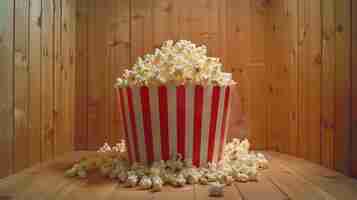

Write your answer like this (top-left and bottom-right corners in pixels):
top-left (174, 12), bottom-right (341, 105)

top-left (1, 151), bottom-right (357, 200)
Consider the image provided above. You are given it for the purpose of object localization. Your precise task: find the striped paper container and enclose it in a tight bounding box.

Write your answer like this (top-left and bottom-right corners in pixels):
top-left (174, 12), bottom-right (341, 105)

top-left (117, 84), bottom-right (232, 167)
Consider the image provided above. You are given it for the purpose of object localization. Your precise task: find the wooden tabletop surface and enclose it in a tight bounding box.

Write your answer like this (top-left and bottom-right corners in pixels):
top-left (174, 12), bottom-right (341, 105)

top-left (1, 151), bottom-right (357, 200)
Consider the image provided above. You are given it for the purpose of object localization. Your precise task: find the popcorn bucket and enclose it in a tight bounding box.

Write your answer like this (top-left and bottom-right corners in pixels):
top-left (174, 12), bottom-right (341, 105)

top-left (117, 84), bottom-right (232, 167)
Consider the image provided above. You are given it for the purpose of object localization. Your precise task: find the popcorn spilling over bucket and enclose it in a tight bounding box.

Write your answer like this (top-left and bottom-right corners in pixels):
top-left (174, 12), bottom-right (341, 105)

top-left (117, 85), bottom-right (232, 166)
top-left (115, 40), bottom-right (235, 167)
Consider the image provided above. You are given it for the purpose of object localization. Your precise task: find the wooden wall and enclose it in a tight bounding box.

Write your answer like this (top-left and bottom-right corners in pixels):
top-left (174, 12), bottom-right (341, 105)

top-left (75, 0), bottom-right (356, 175)
top-left (75, 0), bottom-right (269, 151)
top-left (0, 0), bottom-right (355, 178)
top-left (266, 0), bottom-right (354, 175)
top-left (0, 0), bottom-right (76, 178)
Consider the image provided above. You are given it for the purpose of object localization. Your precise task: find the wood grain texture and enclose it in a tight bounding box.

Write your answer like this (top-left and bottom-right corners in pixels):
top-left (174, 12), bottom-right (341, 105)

top-left (28, 0), bottom-right (42, 166)
top-left (72, 1), bottom-right (355, 178)
top-left (75, 0), bottom-right (89, 150)
top-left (0, 0), bottom-right (15, 178)
top-left (41, 0), bottom-right (55, 162)
top-left (321, 0), bottom-right (336, 169)
top-left (2, 0), bottom-right (355, 179)
top-left (14, 0), bottom-right (30, 173)
top-left (334, 0), bottom-right (352, 175)
top-left (0, 0), bottom-right (77, 178)
top-left (352, 0), bottom-right (357, 178)
top-left (54, 0), bottom-right (64, 156)
top-left (268, 151), bottom-right (357, 199)
top-left (3, 151), bottom-right (357, 200)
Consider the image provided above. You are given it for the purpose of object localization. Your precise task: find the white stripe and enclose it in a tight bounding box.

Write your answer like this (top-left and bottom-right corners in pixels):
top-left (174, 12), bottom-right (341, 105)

top-left (149, 86), bottom-right (161, 161)
top-left (222, 87), bottom-right (232, 150)
top-left (167, 85), bottom-right (177, 158)
top-left (131, 87), bottom-right (147, 163)
top-left (123, 88), bottom-right (135, 162)
top-left (200, 86), bottom-right (213, 165)
top-left (213, 86), bottom-right (226, 163)
top-left (185, 85), bottom-right (195, 162)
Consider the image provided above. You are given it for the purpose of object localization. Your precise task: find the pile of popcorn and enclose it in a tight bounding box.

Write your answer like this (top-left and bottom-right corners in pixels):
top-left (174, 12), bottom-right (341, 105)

top-left (65, 138), bottom-right (268, 193)
top-left (115, 40), bottom-right (236, 87)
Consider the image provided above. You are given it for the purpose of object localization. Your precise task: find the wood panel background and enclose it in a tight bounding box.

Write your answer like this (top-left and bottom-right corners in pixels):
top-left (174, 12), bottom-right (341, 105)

top-left (1, 0), bottom-right (356, 178)
top-left (75, 0), bottom-right (355, 176)
top-left (0, 0), bottom-right (76, 178)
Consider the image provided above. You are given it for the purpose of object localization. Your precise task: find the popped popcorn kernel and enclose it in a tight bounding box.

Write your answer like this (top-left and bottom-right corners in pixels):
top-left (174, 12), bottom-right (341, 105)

top-left (115, 40), bottom-right (236, 87)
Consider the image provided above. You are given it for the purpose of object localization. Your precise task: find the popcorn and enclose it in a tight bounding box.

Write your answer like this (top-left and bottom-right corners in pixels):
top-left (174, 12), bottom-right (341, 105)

top-left (151, 176), bottom-right (163, 192)
top-left (115, 40), bottom-right (236, 87)
top-left (139, 176), bottom-right (153, 190)
top-left (98, 140), bottom-right (127, 153)
top-left (173, 174), bottom-right (186, 187)
top-left (66, 138), bottom-right (268, 193)
top-left (126, 174), bottom-right (138, 187)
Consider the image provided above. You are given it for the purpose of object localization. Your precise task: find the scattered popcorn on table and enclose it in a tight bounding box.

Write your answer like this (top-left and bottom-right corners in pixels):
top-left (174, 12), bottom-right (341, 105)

top-left (115, 40), bottom-right (236, 87)
top-left (151, 176), bottom-right (163, 192)
top-left (65, 138), bottom-right (268, 194)
top-left (139, 176), bottom-right (153, 190)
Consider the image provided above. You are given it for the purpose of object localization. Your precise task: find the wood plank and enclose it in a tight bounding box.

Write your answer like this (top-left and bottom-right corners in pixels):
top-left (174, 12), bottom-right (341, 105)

top-left (249, 0), bottom-right (266, 64)
top-left (263, 153), bottom-right (336, 200)
top-left (14, 0), bottom-right (30, 173)
top-left (131, 0), bottom-right (154, 63)
top-left (226, 0), bottom-right (250, 68)
top-left (28, 0), bottom-right (42, 166)
top-left (352, 0), bottom-right (357, 178)
top-left (267, 0), bottom-right (290, 154)
top-left (321, 0), bottom-right (336, 169)
top-left (307, 0), bottom-right (322, 164)
top-left (0, 0), bottom-right (15, 178)
top-left (297, 0), bottom-right (307, 159)
top-left (176, 0), bottom-right (191, 41)
top-left (245, 65), bottom-right (268, 150)
top-left (75, 0), bottom-right (89, 150)
top-left (54, 176), bottom-right (116, 200)
top-left (334, 0), bottom-right (352, 175)
top-left (106, 187), bottom-right (155, 200)
top-left (216, 0), bottom-right (227, 69)
top-left (268, 151), bottom-right (357, 199)
top-left (107, 0), bottom-right (130, 146)
top-left (41, 0), bottom-right (55, 161)
top-left (54, 0), bottom-right (64, 156)
top-left (195, 185), bottom-right (242, 200)
top-left (286, 0), bottom-right (299, 156)
top-left (264, 0), bottom-right (274, 150)
top-left (234, 175), bottom-right (288, 200)
top-left (231, 68), bottom-right (249, 140)
top-left (189, 0), bottom-right (209, 46)
top-left (152, 0), bottom-right (175, 46)
top-left (87, 0), bottom-right (110, 149)
top-left (60, 0), bottom-right (76, 154)
top-left (297, 0), bottom-right (322, 163)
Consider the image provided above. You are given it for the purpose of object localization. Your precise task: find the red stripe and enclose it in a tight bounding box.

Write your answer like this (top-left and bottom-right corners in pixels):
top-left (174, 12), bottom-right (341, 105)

top-left (127, 87), bottom-right (140, 162)
top-left (118, 88), bottom-right (132, 163)
top-left (140, 87), bottom-right (154, 163)
top-left (193, 85), bottom-right (204, 166)
top-left (158, 86), bottom-right (170, 160)
top-left (207, 86), bottom-right (221, 162)
top-left (218, 87), bottom-right (231, 161)
top-left (176, 85), bottom-right (186, 159)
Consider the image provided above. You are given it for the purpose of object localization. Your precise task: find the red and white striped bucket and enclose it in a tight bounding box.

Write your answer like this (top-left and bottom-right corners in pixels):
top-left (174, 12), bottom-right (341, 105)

top-left (117, 84), bottom-right (232, 167)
